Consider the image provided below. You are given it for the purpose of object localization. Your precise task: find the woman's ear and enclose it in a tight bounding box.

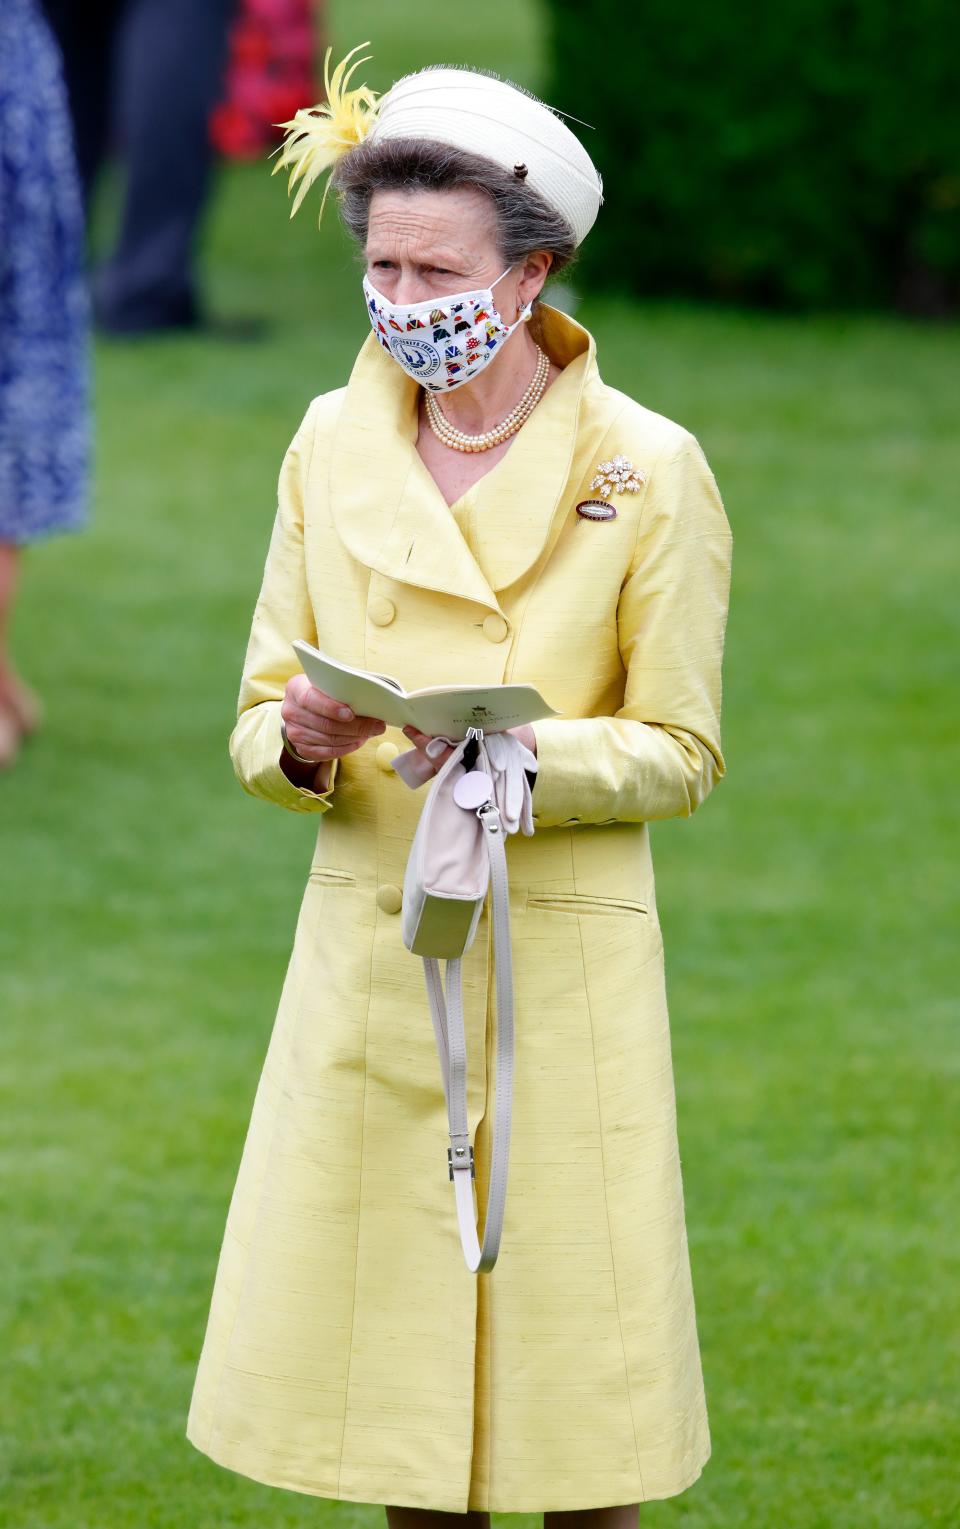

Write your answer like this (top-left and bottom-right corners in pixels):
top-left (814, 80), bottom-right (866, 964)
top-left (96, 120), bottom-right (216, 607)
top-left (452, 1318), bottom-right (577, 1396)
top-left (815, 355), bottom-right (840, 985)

top-left (517, 250), bottom-right (553, 316)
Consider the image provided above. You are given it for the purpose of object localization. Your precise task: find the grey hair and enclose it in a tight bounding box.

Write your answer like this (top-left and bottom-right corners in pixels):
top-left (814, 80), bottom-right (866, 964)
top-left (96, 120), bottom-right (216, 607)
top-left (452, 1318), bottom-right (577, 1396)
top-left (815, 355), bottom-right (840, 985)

top-left (330, 137), bottom-right (578, 280)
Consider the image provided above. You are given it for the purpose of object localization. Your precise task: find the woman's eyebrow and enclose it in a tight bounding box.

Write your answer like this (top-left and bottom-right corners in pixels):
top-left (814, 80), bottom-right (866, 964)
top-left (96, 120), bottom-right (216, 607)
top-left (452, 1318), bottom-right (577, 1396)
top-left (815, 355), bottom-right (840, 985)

top-left (365, 242), bottom-right (469, 267)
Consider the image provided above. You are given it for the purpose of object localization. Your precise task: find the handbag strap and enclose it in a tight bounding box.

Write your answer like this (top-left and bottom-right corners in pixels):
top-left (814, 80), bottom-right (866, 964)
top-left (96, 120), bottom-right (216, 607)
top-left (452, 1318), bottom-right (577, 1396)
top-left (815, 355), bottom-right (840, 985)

top-left (422, 801), bottom-right (514, 1273)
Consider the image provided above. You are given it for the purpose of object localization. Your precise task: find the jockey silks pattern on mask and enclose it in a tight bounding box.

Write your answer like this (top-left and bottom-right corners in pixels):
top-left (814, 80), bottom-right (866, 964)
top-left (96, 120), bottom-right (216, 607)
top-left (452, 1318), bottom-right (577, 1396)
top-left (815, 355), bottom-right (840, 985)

top-left (362, 267), bottom-right (534, 393)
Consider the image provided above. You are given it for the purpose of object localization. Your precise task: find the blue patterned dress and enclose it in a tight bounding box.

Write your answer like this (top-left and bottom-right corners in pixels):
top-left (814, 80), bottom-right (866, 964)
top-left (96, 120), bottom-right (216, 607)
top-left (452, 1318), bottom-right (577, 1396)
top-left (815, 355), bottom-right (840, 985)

top-left (0, 0), bottom-right (90, 545)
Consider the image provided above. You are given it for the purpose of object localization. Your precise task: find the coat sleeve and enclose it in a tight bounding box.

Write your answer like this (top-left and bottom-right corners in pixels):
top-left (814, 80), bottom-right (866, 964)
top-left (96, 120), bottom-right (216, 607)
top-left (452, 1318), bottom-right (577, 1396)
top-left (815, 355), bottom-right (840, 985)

top-left (228, 398), bottom-right (341, 814)
top-left (529, 429), bottom-right (733, 829)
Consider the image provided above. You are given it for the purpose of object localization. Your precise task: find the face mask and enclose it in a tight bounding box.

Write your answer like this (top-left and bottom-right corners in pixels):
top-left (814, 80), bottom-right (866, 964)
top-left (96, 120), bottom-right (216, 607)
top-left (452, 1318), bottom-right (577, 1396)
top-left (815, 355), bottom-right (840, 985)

top-left (362, 266), bottom-right (534, 393)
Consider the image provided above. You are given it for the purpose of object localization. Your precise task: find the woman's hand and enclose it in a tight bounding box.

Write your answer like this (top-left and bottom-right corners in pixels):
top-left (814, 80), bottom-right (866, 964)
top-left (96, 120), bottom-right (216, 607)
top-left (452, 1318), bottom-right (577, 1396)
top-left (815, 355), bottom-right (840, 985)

top-left (282, 675), bottom-right (386, 760)
top-left (509, 723), bottom-right (538, 757)
top-left (400, 725), bottom-right (457, 773)
top-left (400, 723), bottom-right (537, 776)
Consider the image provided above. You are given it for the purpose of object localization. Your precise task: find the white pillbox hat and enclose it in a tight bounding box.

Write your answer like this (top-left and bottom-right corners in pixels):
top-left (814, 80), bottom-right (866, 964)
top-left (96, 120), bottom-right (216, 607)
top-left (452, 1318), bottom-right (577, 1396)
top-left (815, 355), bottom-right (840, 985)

top-left (272, 45), bottom-right (603, 246)
top-left (370, 67), bottom-right (603, 247)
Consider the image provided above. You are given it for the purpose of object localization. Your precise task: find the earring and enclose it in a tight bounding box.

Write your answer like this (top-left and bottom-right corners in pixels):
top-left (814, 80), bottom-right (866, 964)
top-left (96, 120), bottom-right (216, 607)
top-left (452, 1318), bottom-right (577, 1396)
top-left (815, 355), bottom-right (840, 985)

top-left (514, 286), bottom-right (532, 322)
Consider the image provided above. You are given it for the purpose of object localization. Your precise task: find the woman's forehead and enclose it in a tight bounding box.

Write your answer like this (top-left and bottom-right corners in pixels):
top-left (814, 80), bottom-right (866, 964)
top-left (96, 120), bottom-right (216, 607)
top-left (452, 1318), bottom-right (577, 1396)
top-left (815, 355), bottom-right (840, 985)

top-left (365, 186), bottom-right (498, 262)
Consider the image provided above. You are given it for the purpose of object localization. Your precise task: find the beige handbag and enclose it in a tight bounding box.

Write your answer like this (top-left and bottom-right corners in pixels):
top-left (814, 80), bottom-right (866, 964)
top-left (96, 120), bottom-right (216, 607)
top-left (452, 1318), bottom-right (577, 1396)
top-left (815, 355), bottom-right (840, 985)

top-left (394, 728), bottom-right (537, 1273)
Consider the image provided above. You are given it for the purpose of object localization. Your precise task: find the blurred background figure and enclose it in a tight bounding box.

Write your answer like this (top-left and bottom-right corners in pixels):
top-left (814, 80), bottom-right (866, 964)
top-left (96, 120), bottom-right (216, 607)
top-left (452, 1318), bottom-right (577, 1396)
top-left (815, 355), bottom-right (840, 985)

top-left (0, 0), bottom-right (90, 770)
top-left (43, 0), bottom-right (240, 333)
top-left (34, 0), bottom-right (122, 213)
top-left (210, 0), bottom-right (319, 163)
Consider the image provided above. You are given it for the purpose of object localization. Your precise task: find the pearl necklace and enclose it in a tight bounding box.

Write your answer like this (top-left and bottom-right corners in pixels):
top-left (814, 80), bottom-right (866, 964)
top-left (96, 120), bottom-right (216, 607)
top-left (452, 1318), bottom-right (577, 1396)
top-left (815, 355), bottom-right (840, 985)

top-left (424, 345), bottom-right (550, 453)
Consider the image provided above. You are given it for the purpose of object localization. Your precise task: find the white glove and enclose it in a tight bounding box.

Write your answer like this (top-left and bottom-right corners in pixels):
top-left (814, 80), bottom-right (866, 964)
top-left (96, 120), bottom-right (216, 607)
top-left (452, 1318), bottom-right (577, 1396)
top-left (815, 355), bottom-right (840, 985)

top-left (482, 731), bottom-right (538, 836)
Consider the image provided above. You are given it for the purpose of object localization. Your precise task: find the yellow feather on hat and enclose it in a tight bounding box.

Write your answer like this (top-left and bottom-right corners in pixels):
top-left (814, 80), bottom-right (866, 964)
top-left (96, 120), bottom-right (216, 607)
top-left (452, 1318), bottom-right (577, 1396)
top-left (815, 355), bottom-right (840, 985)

top-left (270, 41), bottom-right (381, 226)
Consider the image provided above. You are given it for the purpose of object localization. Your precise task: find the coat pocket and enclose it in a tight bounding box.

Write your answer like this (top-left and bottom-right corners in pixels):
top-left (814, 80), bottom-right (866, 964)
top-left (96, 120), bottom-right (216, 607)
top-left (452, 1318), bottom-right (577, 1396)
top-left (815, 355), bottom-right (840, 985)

top-left (525, 891), bottom-right (649, 917)
top-left (308, 866), bottom-right (358, 887)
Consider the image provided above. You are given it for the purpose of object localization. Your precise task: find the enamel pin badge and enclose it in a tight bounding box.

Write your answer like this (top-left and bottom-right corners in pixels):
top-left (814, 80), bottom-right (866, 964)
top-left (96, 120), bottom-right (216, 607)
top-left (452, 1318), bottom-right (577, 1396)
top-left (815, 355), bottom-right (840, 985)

top-left (576, 454), bottom-right (646, 520)
top-left (575, 499), bottom-right (617, 520)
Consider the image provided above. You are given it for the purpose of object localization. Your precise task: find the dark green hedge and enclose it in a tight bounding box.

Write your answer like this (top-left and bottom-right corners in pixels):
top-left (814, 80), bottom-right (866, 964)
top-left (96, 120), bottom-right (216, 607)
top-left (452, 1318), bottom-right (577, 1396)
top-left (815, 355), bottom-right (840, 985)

top-left (544, 0), bottom-right (960, 312)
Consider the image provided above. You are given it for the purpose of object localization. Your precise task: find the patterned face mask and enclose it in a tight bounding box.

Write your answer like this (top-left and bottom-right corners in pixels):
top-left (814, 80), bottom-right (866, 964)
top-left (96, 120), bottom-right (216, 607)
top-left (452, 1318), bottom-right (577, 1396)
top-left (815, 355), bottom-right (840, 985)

top-left (362, 266), bottom-right (534, 393)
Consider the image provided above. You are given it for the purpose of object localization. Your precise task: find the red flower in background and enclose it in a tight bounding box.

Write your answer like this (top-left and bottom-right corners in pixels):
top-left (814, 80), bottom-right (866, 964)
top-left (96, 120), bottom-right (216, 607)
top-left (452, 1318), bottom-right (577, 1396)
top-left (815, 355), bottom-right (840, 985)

top-left (210, 0), bottom-right (319, 161)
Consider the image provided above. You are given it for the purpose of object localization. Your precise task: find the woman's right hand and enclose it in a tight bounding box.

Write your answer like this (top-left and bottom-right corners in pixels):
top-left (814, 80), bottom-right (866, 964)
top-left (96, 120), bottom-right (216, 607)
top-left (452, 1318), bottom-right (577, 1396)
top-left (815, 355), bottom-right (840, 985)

top-left (281, 675), bottom-right (386, 761)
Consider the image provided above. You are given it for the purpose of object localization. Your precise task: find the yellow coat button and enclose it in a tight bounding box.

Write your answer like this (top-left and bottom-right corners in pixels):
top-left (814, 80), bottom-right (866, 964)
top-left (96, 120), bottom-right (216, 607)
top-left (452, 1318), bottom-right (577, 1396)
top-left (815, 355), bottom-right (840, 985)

top-left (369, 595), bottom-right (396, 626)
top-left (376, 883), bottom-right (403, 914)
top-left (482, 612), bottom-right (509, 643)
top-left (376, 739), bottom-right (400, 772)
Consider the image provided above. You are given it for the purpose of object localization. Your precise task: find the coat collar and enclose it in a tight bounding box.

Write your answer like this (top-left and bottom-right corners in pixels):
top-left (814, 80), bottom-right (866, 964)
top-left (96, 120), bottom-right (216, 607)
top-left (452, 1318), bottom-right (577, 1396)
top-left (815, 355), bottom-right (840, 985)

top-left (328, 303), bottom-right (603, 613)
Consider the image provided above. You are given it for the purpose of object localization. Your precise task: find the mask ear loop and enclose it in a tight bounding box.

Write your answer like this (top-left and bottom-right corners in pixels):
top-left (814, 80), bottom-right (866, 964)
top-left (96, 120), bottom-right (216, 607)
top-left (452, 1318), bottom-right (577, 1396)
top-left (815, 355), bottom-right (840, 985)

top-left (490, 264), bottom-right (532, 327)
top-left (492, 267), bottom-right (537, 328)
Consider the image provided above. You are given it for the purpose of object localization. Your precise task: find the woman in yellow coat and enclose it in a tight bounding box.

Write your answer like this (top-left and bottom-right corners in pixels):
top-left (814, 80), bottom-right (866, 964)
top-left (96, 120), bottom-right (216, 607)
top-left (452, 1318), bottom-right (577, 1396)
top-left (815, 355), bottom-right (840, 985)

top-left (186, 49), bottom-right (733, 1526)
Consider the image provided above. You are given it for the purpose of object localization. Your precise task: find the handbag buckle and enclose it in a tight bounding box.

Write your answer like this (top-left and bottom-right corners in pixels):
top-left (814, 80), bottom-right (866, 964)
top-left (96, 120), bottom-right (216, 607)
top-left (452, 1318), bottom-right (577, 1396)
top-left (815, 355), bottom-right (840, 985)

top-left (476, 800), bottom-right (501, 832)
top-left (448, 1144), bottom-right (476, 1180)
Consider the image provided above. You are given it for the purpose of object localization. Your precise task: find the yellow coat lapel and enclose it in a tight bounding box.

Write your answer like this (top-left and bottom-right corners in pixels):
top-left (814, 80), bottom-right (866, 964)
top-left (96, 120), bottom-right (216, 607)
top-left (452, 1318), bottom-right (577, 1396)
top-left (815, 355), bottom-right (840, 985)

top-left (468, 305), bottom-right (601, 592)
top-left (328, 332), bottom-right (497, 612)
top-left (328, 304), bottom-right (608, 610)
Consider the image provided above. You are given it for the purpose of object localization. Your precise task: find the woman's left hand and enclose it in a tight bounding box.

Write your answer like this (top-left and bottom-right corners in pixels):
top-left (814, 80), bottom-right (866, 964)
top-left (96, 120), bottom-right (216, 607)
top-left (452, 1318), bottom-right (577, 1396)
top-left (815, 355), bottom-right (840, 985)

top-left (400, 723), bottom-right (537, 776)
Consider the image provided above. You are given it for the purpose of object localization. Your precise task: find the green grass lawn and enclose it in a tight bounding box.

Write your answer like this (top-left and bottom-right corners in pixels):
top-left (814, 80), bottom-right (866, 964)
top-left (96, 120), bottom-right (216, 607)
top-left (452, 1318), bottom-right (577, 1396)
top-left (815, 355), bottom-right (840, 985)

top-left (2, 1), bottom-right (958, 1525)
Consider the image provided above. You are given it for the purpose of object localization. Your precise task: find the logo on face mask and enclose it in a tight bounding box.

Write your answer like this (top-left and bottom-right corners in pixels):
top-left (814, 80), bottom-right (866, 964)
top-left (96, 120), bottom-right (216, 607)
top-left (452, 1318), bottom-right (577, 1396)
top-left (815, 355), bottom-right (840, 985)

top-left (389, 335), bottom-right (442, 377)
top-left (363, 267), bottom-right (532, 394)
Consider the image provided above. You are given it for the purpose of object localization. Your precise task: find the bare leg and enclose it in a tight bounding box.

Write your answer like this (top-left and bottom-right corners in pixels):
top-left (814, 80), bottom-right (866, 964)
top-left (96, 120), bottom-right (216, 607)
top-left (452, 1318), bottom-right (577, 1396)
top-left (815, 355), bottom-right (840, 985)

top-left (385, 1511), bottom-right (491, 1529)
top-left (0, 542), bottom-right (43, 747)
top-left (545, 1507), bottom-right (640, 1529)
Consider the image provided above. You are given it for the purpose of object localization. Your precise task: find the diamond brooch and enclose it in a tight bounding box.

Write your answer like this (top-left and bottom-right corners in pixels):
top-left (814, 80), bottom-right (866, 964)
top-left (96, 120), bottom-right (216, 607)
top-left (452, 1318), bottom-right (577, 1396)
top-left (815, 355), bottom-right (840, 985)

top-left (589, 454), bottom-right (646, 498)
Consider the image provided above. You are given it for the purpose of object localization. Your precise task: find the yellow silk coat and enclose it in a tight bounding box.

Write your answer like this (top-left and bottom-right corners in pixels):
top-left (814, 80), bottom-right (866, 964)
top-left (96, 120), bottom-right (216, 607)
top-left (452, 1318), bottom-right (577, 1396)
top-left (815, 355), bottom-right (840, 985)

top-left (185, 303), bottom-right (733, 1513)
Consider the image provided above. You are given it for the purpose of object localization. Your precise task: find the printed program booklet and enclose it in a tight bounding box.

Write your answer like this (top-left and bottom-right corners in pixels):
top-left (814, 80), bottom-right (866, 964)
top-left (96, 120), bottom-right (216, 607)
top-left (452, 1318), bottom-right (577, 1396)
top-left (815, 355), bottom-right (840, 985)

top-left (293, 638), bottom-right (561, 739)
